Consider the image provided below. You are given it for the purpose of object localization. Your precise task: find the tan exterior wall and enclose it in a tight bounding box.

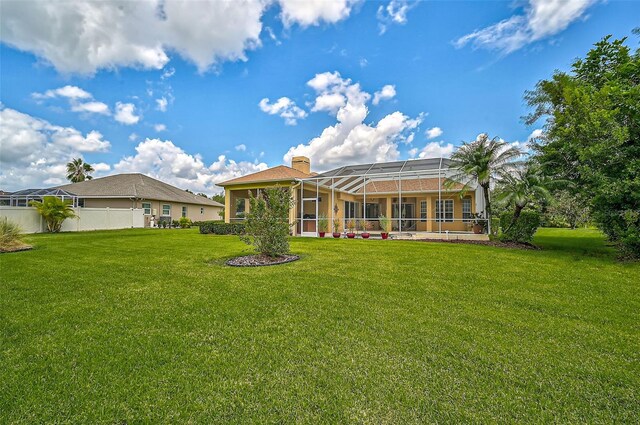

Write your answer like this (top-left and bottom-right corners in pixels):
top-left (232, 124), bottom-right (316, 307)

top-left (223, 182), bottom-right (477, 235)
top-left (83, 198), bottom-right (221, 227)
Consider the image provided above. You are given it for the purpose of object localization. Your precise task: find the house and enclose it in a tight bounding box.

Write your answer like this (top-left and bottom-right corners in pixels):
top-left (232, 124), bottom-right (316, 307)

top-left (2, 174), bottom-right (223, 228)
top-left (54, 174), bottom-right (223, 225)
top-left (218, 156), bottom-right (486, 238)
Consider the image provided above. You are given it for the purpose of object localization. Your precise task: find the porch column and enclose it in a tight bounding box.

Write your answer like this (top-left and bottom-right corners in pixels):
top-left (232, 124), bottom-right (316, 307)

top-left (224, 189), bottom-right (231, 223)
top-left (244, 198), bottom-right (250, 216)
top-left (426, 195), bottom-right (433, 232)
top-left (385, 197), bottom-right (392, 231)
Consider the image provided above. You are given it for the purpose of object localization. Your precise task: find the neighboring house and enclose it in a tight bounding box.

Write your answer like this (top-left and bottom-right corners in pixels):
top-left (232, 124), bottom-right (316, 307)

top-left (218, 156), bottom-right (486, 237)
top-left (2, 174), bottom-right (223, 228)
top-left (55, 174), bottom-right (223, 225)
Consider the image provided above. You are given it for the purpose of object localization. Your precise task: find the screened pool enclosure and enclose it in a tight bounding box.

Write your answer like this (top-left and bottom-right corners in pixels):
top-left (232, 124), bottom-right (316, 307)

top-left (295, 158), bottom-right (486, 236)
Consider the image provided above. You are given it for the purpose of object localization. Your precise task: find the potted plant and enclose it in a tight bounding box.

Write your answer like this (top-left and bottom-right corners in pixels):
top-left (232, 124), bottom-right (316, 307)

top-left (346, 219), bottom-right (356, 238)
top-left (378, 215), bottom-right (390, 239)
top-left (317, 213), bottom-right (328, 237)
top-left (332, 219), bottom-right (341, 238)
top-left (360, 220), bottom-right (371, 239)
top-left (471, 213), bottom-right (485, 234)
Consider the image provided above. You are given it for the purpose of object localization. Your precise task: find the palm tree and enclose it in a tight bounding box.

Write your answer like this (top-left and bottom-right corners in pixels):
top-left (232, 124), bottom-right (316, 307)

top-left (446, 134), bottom-right (523, 232)
top-left (29, 196), bottom-right (77, 232)
top-left (66, 158), bottom-right (95, 183)
top-left (494, 162), bottom-right (554, 224)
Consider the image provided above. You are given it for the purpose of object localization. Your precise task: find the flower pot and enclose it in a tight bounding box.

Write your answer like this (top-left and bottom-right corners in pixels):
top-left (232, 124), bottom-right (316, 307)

top-left (361, 232), bottom-right (370, 239)
top-left (472, 224), bottom-right (484, 234)
top-left (332, 232), bottom-right (341, 238)
top-left (346, 233), bottom-right (356, 239)
top-left (319, 232), bottom-right (326, 238)
top-left (381, 232), bottom-right (389, 240)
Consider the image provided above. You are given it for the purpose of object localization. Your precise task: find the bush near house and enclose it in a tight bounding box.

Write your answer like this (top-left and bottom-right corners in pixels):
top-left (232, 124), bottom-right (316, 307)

top-left (179, 217), bottom-right (192, 228)
top-left (198, 221), bottom-right (245, 235)
top-left (500, 210), bottom-right (541, 244)
top-left (240, 186), bottom-right (292, 257)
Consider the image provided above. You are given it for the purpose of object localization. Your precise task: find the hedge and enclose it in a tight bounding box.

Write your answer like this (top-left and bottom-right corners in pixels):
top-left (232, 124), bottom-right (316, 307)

top-left (198, 221), bottom-right (245, 235)
top-left (499, 210), bottom-right (541, 244)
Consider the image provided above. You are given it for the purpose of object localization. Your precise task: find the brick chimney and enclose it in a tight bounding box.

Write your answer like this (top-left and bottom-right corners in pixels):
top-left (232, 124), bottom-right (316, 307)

top-left (291, 156), bottom-right (311, 174)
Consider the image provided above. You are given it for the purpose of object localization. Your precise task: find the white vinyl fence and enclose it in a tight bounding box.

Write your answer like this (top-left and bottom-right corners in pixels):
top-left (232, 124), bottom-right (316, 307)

top-left (0, 207), bottom-right (145, 233)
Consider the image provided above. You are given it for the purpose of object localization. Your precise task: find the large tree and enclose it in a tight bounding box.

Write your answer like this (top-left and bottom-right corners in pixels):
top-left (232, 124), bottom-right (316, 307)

top-left (525, 35), bottom-right (640, 258)
top-left (66, 158), bottom-right (95, 183)
top-left (446, 134), bottom-right (522, 232)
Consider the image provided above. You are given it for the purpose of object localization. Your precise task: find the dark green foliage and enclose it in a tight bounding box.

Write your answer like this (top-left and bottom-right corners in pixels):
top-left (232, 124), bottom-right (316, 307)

top-left (198, 221), bottom-right (245, 235)
top-left (500, 210), bottom-right (541, 243)
top-left (240, 187), bottom-right (292, 257)
top-left (525, 35), bottom-right (640, 258)
top-left (66, 157), bottom-right (94, 183)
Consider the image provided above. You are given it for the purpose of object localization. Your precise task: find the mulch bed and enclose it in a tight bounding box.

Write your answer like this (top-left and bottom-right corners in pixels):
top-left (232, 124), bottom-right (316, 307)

top-left (226, 254), bottom-right (300, 267)
top-left (415, 239), bottom-right (540, 250)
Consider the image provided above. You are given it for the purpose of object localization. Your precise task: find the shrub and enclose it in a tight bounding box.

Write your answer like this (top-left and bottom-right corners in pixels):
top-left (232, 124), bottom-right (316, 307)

top-left (240, 187), bottom-right (292, 257)
top-left (499, 210), bottom-right (541, 243)
top-left (199, 221), bottom-right (245, 235)
top-left (0, 218), bottom-right (26, 251)
top-left (179, 217), bottom-right (192, 228)
top-left (29, 196), bottom-right (77, 233)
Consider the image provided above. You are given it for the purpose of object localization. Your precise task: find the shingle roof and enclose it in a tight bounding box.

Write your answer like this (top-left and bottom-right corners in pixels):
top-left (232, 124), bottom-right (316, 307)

top-left (55, 174), bottom-right (223, 207)
top-left (217, 165), bottom-right (311, 186)
top-left (354, 177), bottom-right (464, 194)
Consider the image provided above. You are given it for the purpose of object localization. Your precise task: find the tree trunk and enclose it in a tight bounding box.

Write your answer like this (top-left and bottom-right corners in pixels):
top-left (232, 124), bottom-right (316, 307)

top-left (482, 183), bottom-right (491, 230)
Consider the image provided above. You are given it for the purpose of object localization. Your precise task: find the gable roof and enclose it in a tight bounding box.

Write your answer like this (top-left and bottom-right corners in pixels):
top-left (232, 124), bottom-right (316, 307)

top-left (217, 165), bottom-right (311, 186)
top-left (55, 174), bottom-right (223, 207)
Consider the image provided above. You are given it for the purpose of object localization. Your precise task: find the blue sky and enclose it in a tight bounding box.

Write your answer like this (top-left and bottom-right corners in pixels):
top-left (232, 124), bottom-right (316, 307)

top-left (1, 0), bottom-right (638, 194)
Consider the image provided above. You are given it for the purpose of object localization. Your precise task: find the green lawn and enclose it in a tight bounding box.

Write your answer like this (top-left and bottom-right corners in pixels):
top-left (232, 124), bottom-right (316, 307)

top-left (1, 228), bottom-right (638, 423)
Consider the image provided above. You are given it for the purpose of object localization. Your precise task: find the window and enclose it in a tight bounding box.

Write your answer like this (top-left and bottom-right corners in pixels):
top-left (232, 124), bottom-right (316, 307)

top-left (162, 204), bottom-right (171, 216)
top-left (462, 198), bottom-right (472, 221)
top-left (182, 206), bottom-right (187, 218)
top-left (420, 201), bottom-right (427, 222)
top-left (142, 202), bottom-right (151, 215)
top-left (200, 207), bottom-right (204, 215)
top-left (344, 201), bottom-right (359, 219)
top-left (435, 199), bottom-right (454, 222)
top-left (365, 203), bottom-right (379, 219)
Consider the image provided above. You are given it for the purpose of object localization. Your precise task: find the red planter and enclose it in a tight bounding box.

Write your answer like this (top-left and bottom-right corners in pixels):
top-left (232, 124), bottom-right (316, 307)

top-left (361, 232), bottom-right (370, 239)
top-left (381, 232), bottom-right (389, 240)
top-left (318, 232), bottom-right (326, 238)
top-left (332, 232), bottom-right (341, 238)
top-left (346, 233), bottom-right (356, 239)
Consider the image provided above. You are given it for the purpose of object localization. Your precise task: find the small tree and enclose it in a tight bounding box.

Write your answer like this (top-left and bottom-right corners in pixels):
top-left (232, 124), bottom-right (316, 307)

top-left (30, 196), bottom-right (77, 232)
top-left (545, 191), bottom-right (591, 229)
top-left (240, 187), bottom-right (292, 257)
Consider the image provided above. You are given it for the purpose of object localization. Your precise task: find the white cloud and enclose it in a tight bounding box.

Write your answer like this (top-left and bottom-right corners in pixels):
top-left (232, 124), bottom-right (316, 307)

top-left (93, 162), bottom-right (111, 172)
top-left (259, 97), bottom-right (307, 125)
top-left (454, 0), bottom-right (598, 53)
top-left (528, 128), bottom-right (544, 140)
top-left (71, 101), bottom-right (110, 115)
top-left (154, 123), bottom-right (167, 132)
top-left (279, 0), bottom-right (356, 27)
top-left (372, 84), bottom-right (396, 105)
top-left (129, 133), bottom-right (139, 142)
top-left (113, 138), bottom-right (267, 195)
top-left (33, 85), bottom-right (92, 100)
top-left (156, 97), bottom-right (168, 112)
top-left (114, 102), bottom-right (140, 125)
top-left (235, 144), bottom-right (247, 151)
top-left (425, 126), bottom-right (443, 139)
top-left (284, 72), bottom-right (423, 170)
top-left (377, 0), bottom-right (414, 35)
top-left (0, 106), bottom-right (110, 189)
top-left (410, 141), bottom-right (454, 159)
top-left (0, 1), bottom-right (359, 74)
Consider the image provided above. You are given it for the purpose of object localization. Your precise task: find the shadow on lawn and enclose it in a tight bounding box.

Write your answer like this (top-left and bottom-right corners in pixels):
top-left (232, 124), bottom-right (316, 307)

top-left (534, 229), bottom-right (618, 261)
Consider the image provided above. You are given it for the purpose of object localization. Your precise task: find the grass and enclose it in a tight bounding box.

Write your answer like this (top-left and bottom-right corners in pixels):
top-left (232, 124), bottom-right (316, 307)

top-left (1, 228), bottom-right (638, 423)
